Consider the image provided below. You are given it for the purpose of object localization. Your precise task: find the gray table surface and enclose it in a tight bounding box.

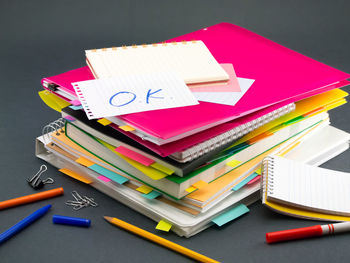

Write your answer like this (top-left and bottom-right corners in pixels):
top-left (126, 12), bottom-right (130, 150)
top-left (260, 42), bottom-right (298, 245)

top-left (1, 0), bottom-right (350, 262)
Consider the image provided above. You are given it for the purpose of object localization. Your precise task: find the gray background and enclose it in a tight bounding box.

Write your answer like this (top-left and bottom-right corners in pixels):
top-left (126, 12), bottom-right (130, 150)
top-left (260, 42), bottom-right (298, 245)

top-left (1, 0), bottom-right (350, 262)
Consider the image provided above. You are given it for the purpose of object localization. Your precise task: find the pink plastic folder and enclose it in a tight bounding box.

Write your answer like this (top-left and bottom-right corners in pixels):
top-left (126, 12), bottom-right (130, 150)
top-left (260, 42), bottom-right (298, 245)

top-left (42, 22), bottom-right (350, 141)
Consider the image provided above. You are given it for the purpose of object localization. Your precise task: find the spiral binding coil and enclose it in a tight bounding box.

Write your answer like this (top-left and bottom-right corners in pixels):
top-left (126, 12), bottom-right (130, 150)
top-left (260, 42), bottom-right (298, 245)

top-left (86, 40), bottom-right (199, 54)
top-left (42, 118), bottom-right (66, 144)
top-left (262, 156), bottom-right (276, 196)
top-left (181, 103), bottom-right (296, 161)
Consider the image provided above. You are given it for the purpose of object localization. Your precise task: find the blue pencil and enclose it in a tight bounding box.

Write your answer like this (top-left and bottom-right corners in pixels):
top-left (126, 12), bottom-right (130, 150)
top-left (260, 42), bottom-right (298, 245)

top-left (0, 204), bottom-right (51, 245)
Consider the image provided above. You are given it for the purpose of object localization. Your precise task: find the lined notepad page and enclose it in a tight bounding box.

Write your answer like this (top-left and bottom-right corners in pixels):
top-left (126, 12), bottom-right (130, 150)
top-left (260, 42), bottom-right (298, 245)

top-left (266, 155), bottom-right (350, 216)
top-left (85, 41), bottom-right (229, 84)
top-left (72, 72), bottom-right (199, 119)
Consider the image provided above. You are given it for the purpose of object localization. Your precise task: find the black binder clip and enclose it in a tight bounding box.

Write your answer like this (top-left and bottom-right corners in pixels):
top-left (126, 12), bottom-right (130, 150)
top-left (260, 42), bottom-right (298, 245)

top-left (27, 165), bottom-right (54, 190)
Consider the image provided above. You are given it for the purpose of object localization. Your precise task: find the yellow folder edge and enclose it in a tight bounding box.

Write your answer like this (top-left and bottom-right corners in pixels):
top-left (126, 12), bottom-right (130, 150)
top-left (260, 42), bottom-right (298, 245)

top-left (38, 90), bottom-right (71, 112)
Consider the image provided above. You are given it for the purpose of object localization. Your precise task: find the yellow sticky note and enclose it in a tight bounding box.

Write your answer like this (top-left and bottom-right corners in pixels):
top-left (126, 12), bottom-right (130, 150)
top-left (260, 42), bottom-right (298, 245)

top-left (185, 186), bottom-right (197, 193)
top-left (59, 168), bottom-right (93, 184)
top-left (255, 167), bottom-right (262, 175)
top-left (38, 90), bottom-right (71, 112)
top-left (150, 163), bottom-right (174, 175)
top-left (155, 220), bottom-right (172, 232)
top-left (192, 180), bottom-right (208, 189)
top-left (97, 118), bottom-right (112, 126)
top-left (75, 157), bottom-right (95, 167)
top-left (226, 159), bottom-right (241, 168)
top-left (136, 185), bottom-right (153, 194)
top-left (119, 125), bottom-right (135, 131)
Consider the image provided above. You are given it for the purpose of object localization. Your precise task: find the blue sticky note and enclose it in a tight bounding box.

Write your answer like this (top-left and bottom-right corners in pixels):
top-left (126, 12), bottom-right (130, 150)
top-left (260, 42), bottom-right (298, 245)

top-left (142, 191), bottom-right (161, 199)
top-left (212, 204), bottom-right (249, 227)
top-left (89, 164), bottom-right (129, 184)
top-left (69, 105), bottom-right (84, 110)
top-left (232, 172), bottom-right (259, 191)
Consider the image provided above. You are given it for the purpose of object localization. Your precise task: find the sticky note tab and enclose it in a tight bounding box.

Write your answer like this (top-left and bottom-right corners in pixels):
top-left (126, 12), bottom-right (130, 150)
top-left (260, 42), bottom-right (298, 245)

top-left (192, 180), bottom-right (208, 189)
top-left (136, 185), bottom-right (153, 194)
top-left (89, 164), bottom-right (129, 184)
top-left (70, 99), bottom-right (81, 106)
top-left (212, 204), bottom-right (250, 227)
top-left (150, 163), bottom-right (174, 175)
top-left (116, 153), bottom-right (167, 180)
top-left (75, 157), bottom-right (95, 167)
top-left (97, 118), bottom-right (112, 126)
top-left (247, 175), bottom-right (261, 185)
top-left (64, 115), bottom-right (76, 122)
top-left (98, 175), bottom-right (111, 182)
top-left (38, 90), bottom-right (71, 112)
top-left (119, 125), bottom-right (135, 131)
top-left (59, 168), bottom-right (93, 184)
top-left (69, 105), bottom-right (84, 110)
top-left (232, 172), bottom-right (259, 191)
top-left (115, 146), bottom-right (155, 166)
top-left (142, 191), bottom-right (161, 199)
top-left (185, 186), bottom-right (197, 193)
top-left (255, 167), bottom-right (262, 175)
top-left (155, 220), bottom-right (172, 232)
top-left (226, 159), bottom-right (241, 168)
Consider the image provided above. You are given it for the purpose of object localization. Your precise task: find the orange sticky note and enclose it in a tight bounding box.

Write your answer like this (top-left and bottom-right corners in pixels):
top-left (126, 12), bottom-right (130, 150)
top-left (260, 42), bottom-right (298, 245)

top-left (59, 168), bottom-right (93, 184)
top-left (75, 157), bottom-right (95, 167)
top-left (185, 186), bottom-right (197, 193)
top-left (192, 180), bottom-right (208, 189)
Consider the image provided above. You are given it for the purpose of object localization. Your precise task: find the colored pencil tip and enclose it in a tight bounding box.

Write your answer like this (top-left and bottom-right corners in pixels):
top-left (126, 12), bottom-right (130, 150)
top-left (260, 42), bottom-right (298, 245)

top-left (104, 216), bottom-right (113, 222)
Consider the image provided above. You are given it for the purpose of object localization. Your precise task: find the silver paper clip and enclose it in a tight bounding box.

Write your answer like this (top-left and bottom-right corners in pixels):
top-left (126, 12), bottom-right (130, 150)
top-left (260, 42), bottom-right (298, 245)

top-left (65, 191), bottom-right (98, 210)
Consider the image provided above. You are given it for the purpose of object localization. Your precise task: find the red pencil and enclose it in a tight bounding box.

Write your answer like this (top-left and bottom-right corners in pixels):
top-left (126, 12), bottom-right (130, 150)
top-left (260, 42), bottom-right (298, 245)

top-left (266, 222), bottom-right (350, 243)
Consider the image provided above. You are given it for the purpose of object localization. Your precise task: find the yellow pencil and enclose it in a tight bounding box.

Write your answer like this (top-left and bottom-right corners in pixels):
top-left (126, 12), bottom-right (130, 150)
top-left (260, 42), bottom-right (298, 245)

top-left (103, 216), bottom-right (219, 263)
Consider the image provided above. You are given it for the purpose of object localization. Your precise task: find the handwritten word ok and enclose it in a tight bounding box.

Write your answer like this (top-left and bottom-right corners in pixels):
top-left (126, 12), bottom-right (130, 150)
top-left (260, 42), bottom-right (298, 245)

top-left (109, 89), bottom-right (164, 107)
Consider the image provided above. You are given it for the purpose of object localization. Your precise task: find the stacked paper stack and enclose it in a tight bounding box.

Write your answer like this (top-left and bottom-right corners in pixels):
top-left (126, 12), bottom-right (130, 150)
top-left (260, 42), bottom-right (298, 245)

top-left (36, 23), bottom-right (350, 237)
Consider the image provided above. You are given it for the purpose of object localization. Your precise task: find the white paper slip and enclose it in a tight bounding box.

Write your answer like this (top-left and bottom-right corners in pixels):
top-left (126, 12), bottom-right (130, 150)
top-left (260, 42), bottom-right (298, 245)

top-left (193, 78), bottom-right (255, 106)
top-left (72, 72), bottom-right (199, 119)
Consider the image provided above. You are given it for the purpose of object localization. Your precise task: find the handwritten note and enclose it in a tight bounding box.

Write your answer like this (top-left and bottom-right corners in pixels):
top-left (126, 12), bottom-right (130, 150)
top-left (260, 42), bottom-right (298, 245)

top-left (72, 72), bottom-right (198, 119)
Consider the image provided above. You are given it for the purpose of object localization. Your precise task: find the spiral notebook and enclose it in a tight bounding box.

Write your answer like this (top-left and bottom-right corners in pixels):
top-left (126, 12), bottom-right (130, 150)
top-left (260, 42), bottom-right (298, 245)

top-left (262, 155), bottom-right (350, 217)
top-left (85, 40), bottom-right (229, 84)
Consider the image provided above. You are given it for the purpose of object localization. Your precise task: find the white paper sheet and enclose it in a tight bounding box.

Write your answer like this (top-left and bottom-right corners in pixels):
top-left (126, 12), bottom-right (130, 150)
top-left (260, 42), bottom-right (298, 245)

top-left (72, 72), bottom-right (199, 119)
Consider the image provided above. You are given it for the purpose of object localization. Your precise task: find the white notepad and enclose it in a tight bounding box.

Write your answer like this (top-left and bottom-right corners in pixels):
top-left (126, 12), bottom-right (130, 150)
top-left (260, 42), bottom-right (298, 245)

top-left (72, 72), bottom-right (199, 119)
top-left (263, 155), bottom-right (350, 216)
top-left (85, 41), bottom-right (229, 84)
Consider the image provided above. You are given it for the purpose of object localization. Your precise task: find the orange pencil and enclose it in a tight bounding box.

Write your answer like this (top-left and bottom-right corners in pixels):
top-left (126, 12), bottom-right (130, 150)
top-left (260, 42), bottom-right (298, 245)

top-left (0, 187), bottom-right (64, 210)
top-left (104, 216), bottom-right (219, 263)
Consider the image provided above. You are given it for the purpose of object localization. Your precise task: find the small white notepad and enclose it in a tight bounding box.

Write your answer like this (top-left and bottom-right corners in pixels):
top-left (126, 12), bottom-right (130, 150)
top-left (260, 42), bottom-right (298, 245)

top-left (263, 155), bottom-right (350, 216)
top-left (72, 72), bottom-right (199, 119)
top-left (85, 41), bottom-right (229, 84)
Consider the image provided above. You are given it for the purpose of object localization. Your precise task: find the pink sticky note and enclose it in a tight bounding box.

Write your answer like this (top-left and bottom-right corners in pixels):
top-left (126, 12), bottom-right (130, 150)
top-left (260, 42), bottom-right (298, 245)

top-left (64, 115), bottom-right (76, 121)
top-left (115, 146), bottom-right (155, 166)
top-left (189, 64), bottom-right (241, 92)
top-left (98, 175), bottom-right (111, 182)
top-left (247, 175), bottom-right (261, 185)
top-left (70, 99), bottom-right (81, 106)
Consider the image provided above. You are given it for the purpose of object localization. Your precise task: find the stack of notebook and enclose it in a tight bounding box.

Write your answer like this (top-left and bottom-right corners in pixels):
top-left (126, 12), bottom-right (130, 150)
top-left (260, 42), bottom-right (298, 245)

top-left (36, 23), bottom-right (350, 237)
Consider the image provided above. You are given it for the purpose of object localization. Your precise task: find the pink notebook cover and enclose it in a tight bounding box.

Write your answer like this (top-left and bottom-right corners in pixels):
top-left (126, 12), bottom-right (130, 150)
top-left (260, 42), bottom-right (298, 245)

top-left (42, 22), bottom-right (350, 141)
